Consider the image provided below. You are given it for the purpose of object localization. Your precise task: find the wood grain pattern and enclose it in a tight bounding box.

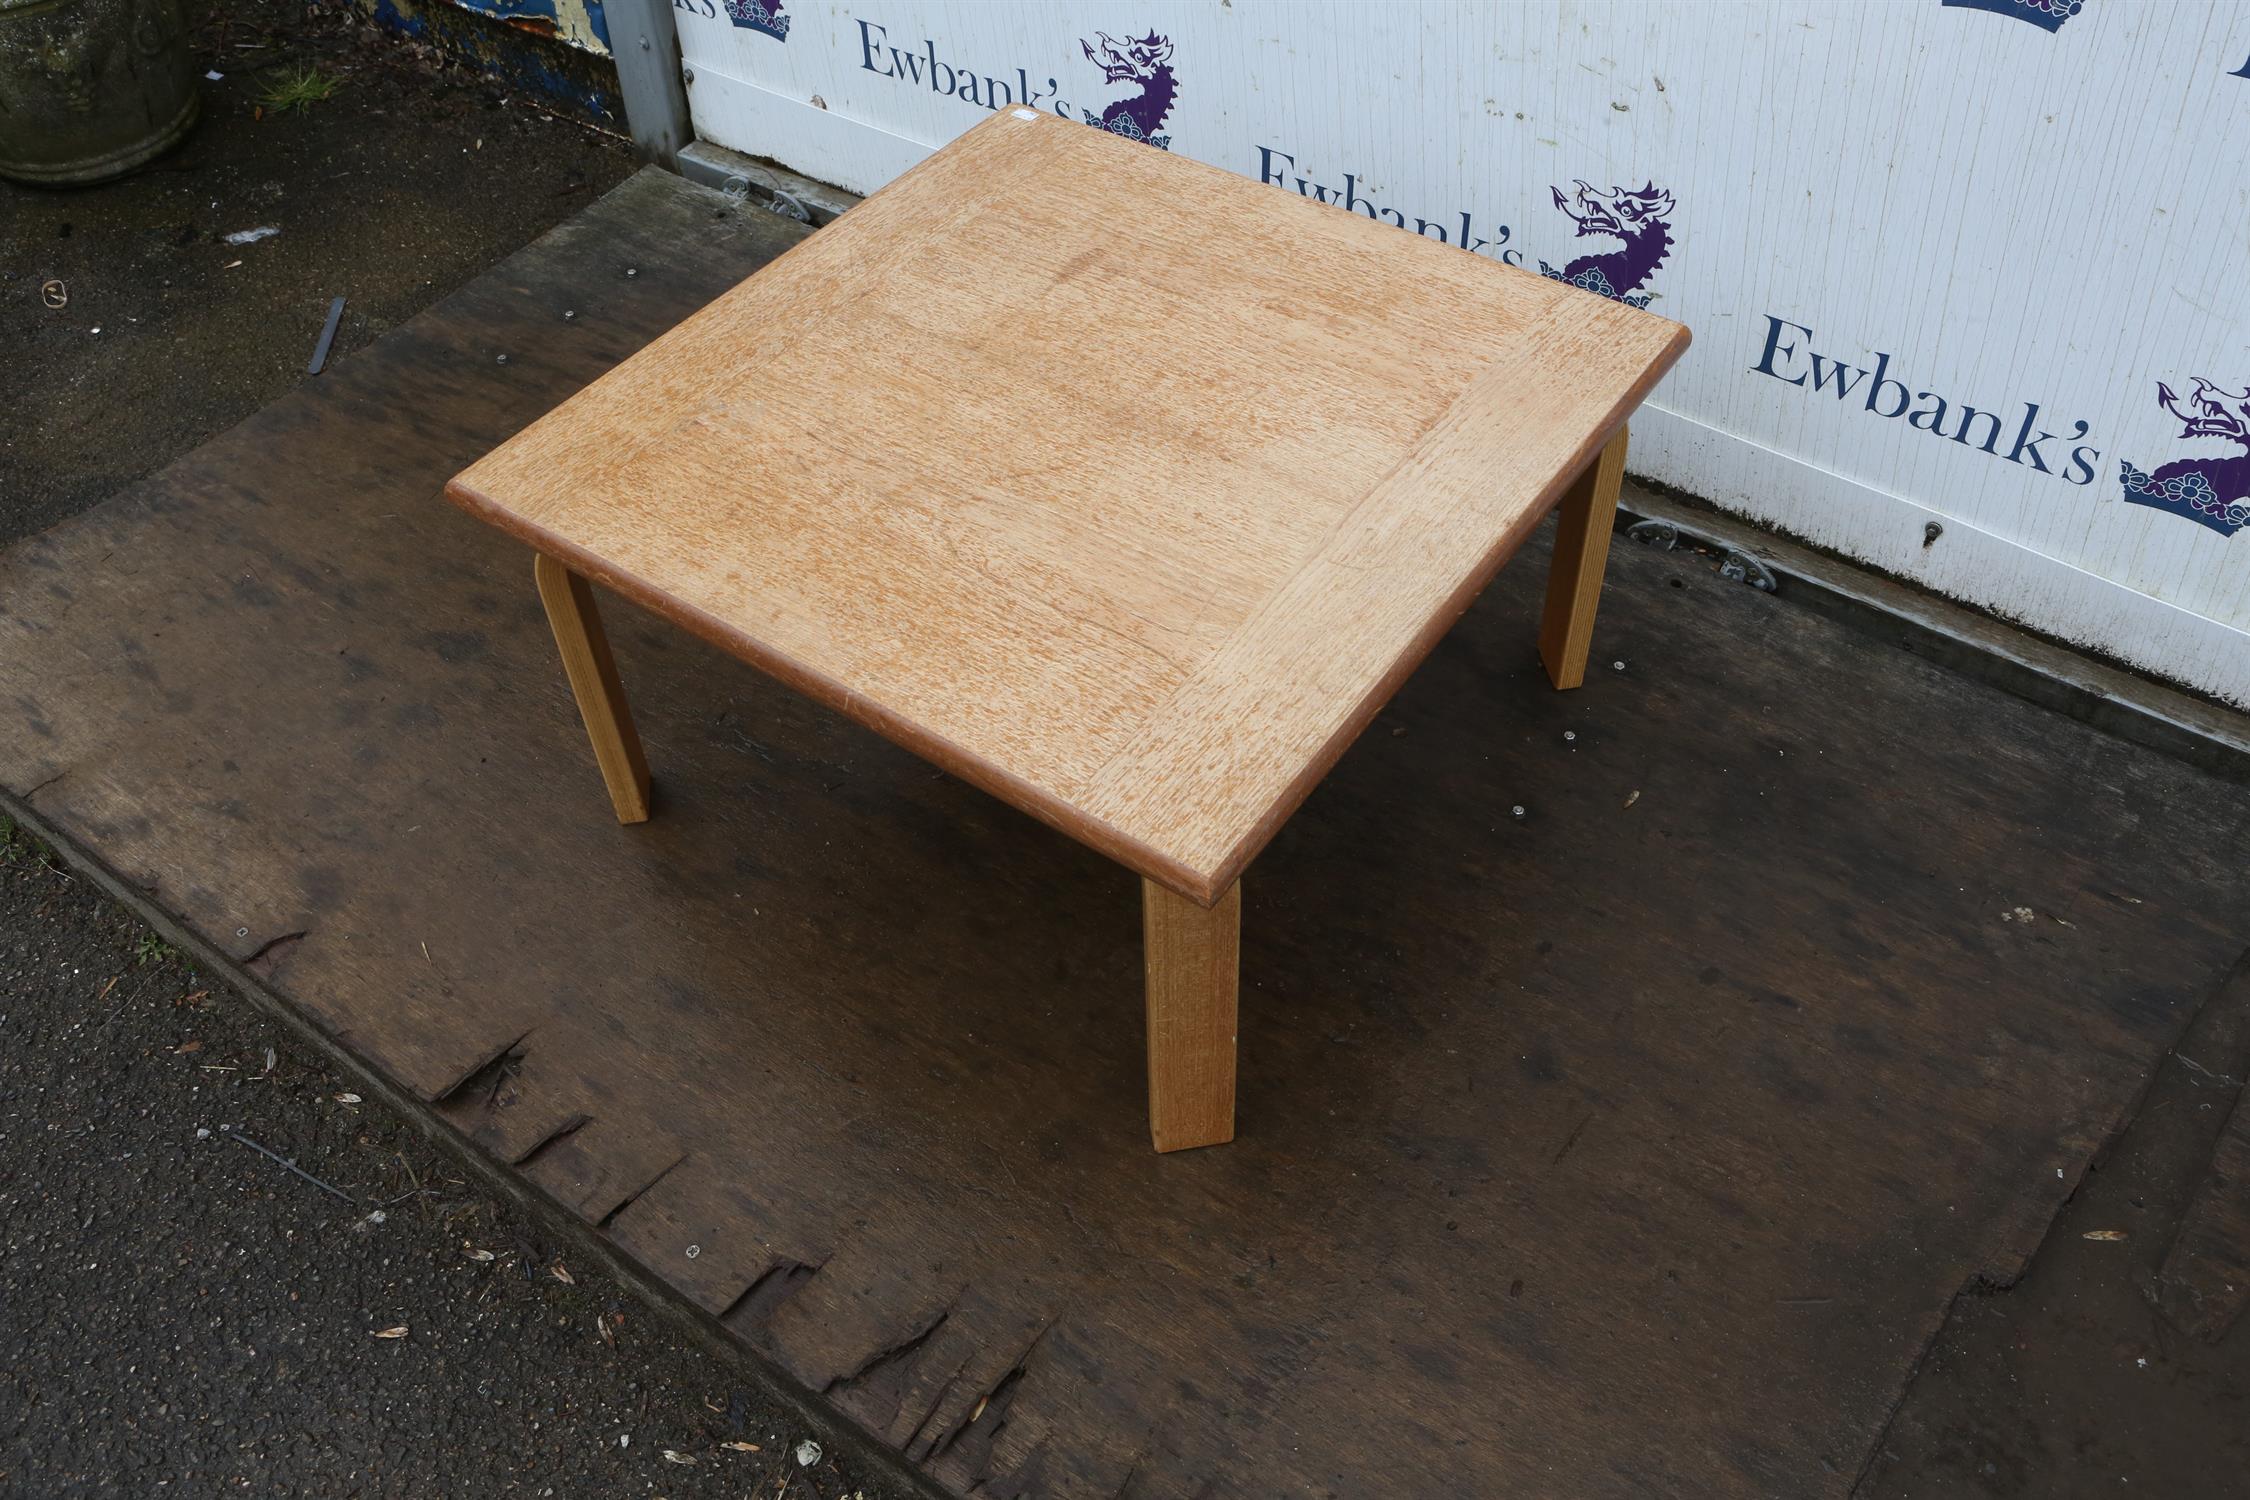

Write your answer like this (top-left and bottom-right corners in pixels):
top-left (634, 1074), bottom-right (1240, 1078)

top-left (534, 552), bottom-right (652, 824)
top-left (1540, 425), bottom-right (1631, 691)
top-left (1142, 877), bottom-right (1239, 1153)
top-left (447, 107), bottom-right (1688, 904)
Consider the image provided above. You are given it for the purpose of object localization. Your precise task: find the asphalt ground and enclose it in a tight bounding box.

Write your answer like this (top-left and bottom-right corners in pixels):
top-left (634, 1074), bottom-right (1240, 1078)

top-left (0, 815), bottom-right (895, 1498)
top-left (2, 4), bottom-right (898, 1495)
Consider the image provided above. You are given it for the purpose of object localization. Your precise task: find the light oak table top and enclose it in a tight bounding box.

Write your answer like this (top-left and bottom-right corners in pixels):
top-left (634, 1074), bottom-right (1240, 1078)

top-left (448, 108), bottom-right (1688, 906)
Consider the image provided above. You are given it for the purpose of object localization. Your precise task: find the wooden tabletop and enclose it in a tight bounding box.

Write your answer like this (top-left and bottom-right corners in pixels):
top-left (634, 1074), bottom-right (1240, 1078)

top-left (447, 109), bottom-right (1688, 905)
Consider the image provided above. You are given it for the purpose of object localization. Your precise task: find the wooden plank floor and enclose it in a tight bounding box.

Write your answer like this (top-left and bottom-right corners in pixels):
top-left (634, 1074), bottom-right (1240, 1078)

top-left (7, 169), bottom-right (2250, 1498)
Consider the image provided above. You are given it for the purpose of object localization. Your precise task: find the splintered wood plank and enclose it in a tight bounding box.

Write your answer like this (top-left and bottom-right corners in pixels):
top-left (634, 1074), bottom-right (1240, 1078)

top-left (533, 553), bottom-right (652, 824)
top-left (446, 107), bottom-right (1688, 902)
top-left (1142, 878), bottom-right (1240, 1152)
top-left (1541, 425), bottom-right (1631, 691)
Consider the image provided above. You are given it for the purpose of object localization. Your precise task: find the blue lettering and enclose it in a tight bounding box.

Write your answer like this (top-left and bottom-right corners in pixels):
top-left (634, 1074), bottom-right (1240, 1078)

top-left (2065, 433), bottom-right (2100, 485)
top-left (1808, 354), bottom-right (1867, 400)
top-left (856, 19), bottom-right (892, 76)
top-left (1753, 316), bottom-right (1813, 386)
top-left (2005, 403), bottom-right (2056, 472)
top-left (1758, 321), bottom-right (2097, 486)
top-left (1948, 404), bottom-right (2004, 454)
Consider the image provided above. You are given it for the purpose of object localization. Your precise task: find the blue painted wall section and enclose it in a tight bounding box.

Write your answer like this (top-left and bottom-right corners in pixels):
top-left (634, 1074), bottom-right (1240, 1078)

top-left (362, 0), bottom-right (620, 123)
top-left (449, 0), bottom-right (612, 56)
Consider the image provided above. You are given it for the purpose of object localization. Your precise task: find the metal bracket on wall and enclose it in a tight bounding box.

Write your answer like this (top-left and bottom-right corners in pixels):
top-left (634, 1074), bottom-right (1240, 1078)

top-left (676, 141), bottom-right (862, 226)
top-left (603, 0), bottom-right (692, 168)
top-left (1625, 517), bottom-right (1778, 592)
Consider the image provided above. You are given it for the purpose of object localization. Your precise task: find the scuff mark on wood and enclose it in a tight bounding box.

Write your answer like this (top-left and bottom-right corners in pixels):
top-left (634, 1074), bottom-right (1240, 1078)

top-left (512, 1110), bottom-right (592, 1168)
top-left (1551, 1109), bottom-right (1594, 1166)
top-left (722, 1257), bottom-right (823, 1333)
top-left (902, 1312), bottom-right (1056, 1463)
top-left (20, 766), bottom-right (70, 801)
top-left (429, 1028), bottom-right (535, 1106)
top-left (931, 1329), bottom-right (1041, 1469)
top-left (829, 1302), bottom-right (953, 1426)
top-left (594, 1151), bottom-right (688, 1229)
top-left (241, 929), bottom-right (308, 970)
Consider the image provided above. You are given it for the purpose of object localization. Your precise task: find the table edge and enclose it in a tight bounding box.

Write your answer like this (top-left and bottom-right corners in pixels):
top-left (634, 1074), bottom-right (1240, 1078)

top-left (444, 476), bottom-right (1225, 903)
top-left (1164, 322), bottom-right (1693, 899)
top-left (446, 317), bottom-right (1688, 911)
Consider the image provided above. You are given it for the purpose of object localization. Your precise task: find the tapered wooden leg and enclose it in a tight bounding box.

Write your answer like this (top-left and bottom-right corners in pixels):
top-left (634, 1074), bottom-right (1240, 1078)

top-left (1539, 424), bottom-right (1630, 690)
top-left (533, 552), bottom-right (651, 825)
top-left (1143, 877), bottom-right (1240, 1153)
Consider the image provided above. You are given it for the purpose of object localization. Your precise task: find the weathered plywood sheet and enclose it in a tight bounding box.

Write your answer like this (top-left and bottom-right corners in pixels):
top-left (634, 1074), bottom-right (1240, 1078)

top-left (6, 168), bottom-right (2250, 1499)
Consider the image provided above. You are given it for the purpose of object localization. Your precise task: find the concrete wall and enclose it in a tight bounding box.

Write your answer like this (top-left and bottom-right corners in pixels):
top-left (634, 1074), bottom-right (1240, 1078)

top-left (673, 0), bottom-right (2250, 705)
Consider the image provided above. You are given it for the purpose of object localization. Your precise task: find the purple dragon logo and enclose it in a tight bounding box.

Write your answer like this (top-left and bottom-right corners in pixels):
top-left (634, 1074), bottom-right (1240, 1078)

top-left (1941, 0), bottom-right (2084, 33)
top-left (1079, 30), bottom-right (1176, 150)
top-left (1538, 180), bottom-right (1676, 309)
top-left (2119, 379), bottom-right (2250, 536)
top-left (724, 0), bottom-right (787, 42)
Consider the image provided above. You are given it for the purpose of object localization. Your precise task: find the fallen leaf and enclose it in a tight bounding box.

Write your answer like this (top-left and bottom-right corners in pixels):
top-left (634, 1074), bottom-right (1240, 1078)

top-left (335, 1092), bottom-right (362, 1105)
top-left (550, 1263), bottom-right (574, 1285)
top-left (662, 1449), bottom-right (696, 1465)
top-left (2082, 1229), bottom-right (2128, 1242)
top-left (176, 989), bottom-right (210, 1007)
top-left (372, 1325), bottom-right (408, 1339)
top-left (463, 1246), bottom-right (495, 1262)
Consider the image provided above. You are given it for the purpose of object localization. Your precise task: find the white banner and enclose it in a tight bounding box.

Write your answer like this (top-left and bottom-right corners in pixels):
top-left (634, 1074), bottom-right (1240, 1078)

top-left (675, 0), bottom-right (2250, 705)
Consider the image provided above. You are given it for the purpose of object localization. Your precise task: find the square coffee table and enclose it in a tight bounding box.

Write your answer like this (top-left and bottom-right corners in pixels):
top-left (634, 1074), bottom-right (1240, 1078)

top-left (446, 109), bottom-right (1689, 1152)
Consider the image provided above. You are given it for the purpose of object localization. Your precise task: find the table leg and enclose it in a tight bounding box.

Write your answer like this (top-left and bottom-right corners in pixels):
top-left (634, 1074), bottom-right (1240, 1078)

top-left (1143, 877), bottom-right (1240, 1152)
top-left (1539, 423), bottom-right (1630, 691)
top-left (533, 552), bottom-right (652, 825)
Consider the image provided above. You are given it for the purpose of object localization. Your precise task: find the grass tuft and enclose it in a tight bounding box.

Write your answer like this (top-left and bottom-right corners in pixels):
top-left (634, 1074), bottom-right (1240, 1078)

top-left (0, 813), bottom-right (42, 866)
top-left (258, 67), bottom-right (338, 114)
